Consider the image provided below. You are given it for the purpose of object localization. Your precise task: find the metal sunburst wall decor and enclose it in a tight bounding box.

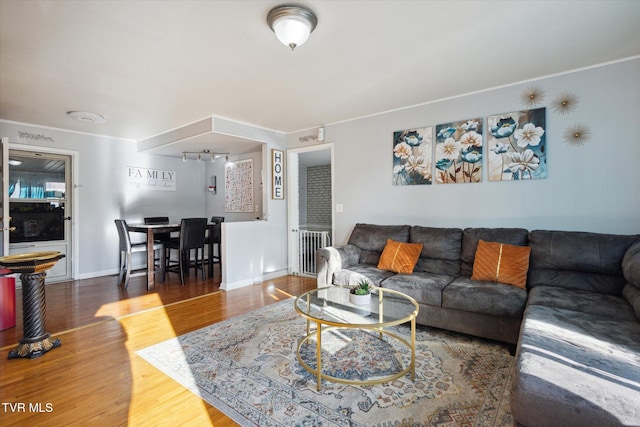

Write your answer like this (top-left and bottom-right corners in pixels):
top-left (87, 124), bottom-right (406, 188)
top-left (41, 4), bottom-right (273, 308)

top-left (520, 85), bottom-right (545, 108)
top-left (562, 124), bottom-right (592, 146)
top-left (552, 92), bottom-right (579, 115)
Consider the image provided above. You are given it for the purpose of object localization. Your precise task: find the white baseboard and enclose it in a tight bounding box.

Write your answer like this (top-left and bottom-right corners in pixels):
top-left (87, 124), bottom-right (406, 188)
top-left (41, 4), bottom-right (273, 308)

top-left (77, 269), bottom-right (120, 280)
top-left (76, 267), bottom-right (290, 291)
top-left (221, 269), bottom-right (289, 291)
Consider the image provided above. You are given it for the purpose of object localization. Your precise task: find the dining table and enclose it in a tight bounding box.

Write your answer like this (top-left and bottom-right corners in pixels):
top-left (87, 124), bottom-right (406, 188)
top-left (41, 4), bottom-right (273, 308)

top-left (126, 222), bottom-right (219, 289)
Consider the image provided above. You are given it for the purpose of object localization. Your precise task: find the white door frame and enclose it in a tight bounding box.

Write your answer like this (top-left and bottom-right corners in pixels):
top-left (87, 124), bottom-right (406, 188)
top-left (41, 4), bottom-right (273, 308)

top-left (1, 137), bottom-right (9, 256)
top-left (286, 143), bottom-right (334, 276)
top-left (8, 143), bottom-right (80, 280)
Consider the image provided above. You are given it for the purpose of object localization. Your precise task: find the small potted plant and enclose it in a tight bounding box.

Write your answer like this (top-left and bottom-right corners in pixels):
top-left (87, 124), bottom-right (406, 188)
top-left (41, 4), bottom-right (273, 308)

top-left (349, 279), bottom-right (373, 305)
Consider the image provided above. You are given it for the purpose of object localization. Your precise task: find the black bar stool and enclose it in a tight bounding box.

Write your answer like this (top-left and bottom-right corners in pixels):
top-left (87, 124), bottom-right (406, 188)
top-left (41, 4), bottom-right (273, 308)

top-left (206, 216), bottom-right (224, 275)
top-left (166, 218), bottom-right (207, 285)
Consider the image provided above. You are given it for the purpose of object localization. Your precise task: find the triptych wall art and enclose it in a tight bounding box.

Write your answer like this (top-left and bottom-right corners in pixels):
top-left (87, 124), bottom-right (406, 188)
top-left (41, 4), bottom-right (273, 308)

top-left (435, 118), bottom-right (483, 184)
top-left (488, 107), bottom-right (546, 181)
top-left (393, 108), bottom-right (547, 185)
top-left (393, 128), bottom-right (433, 185)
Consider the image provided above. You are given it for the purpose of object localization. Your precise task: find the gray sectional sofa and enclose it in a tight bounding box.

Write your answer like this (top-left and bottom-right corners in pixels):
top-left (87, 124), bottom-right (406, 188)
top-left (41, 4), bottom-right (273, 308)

top-left (316, 223), bottom-right (640, 426)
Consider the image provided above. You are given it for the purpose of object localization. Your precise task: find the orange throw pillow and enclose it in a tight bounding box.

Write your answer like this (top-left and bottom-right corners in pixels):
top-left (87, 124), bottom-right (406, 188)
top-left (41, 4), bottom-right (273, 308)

top-left (471, 240), bottom-right (531, 289)
top-left (378, 239), bottom-right (423, 274)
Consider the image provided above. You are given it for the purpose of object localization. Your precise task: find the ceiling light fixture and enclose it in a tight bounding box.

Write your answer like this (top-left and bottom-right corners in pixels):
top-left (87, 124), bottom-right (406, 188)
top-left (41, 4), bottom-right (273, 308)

top-left (66, 110), bottom-right (106, 124)
top-left (267, 4), bottom-right (317, 51)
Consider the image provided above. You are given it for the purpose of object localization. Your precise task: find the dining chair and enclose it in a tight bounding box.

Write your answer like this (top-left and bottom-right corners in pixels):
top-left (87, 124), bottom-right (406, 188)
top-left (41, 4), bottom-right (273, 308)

top-left (206, 216), bottom-right (225, 275)
top-left (166, 218), bottom-right (207, 286)
top-left (114, 219), bottom-right (164, 290)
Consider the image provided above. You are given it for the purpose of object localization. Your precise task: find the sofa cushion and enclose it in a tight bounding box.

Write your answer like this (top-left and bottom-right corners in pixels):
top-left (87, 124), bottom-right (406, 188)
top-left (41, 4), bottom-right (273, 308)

top-left (410, 226), bottom-right (462, 276)
top-left (528, 230), bottom-right (639, 295)
top-left (377, 239), bottom-right (422, 274)
top-left (471, 240), bottom-right (531, 289)
top-left (332, 264), bottom-right (396, 287)
top-left (348, 224), bottom-right (411, 265)
top-left (623, 240), bottom-right (640, 287)
top-left (512, 305), bottom-right (640, 427)
top-left (623, 282), bottom-right (640, 321)
top-left (460, 228), bottom-right (529, 276)
top-left (380, 272), bottom-right (455, 306)
top-left (441, 276), bottom-right (527, 317)
top-left (527, 285), bottom-right (638, 323)
top-left (622, 241), bottom-right (640, 318)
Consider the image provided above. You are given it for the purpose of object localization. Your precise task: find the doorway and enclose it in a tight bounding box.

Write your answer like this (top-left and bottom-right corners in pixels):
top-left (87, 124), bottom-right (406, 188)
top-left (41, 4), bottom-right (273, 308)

top-left (287, 143), bottom-right (334, 276)
top-left (7, 149), bottom-right (73, 281)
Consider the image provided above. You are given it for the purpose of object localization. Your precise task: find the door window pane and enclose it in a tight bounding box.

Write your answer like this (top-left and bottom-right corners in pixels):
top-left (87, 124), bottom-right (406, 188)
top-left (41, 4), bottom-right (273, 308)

top-left (9, 201), bottom-right (65, 242)
top-left (8, 153), bottom-right (67, 243)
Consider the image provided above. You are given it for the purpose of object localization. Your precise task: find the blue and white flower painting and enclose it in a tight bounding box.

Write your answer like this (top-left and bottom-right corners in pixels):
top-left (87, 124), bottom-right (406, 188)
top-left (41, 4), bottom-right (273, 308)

top-left (488, 107), bottom-right (546, 181)
top-left (435, 118), bottom-right (483, 184)
top-left (393, 127), bottom-right (433, 185)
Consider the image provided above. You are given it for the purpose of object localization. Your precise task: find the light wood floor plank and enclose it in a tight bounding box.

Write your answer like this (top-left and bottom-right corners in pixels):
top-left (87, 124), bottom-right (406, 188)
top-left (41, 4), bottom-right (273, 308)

top-left (0, 273), bottom-right (316, 426)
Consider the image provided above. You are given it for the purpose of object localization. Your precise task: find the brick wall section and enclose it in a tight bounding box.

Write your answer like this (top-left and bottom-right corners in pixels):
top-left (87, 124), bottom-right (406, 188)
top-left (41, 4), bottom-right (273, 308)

top-left (306, 165), bottom-right (332, 226)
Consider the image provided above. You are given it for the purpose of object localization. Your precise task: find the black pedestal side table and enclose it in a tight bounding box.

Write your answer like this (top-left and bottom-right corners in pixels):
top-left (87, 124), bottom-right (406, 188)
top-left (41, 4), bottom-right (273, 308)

top-left (0, 251), bottom-right (65, 359)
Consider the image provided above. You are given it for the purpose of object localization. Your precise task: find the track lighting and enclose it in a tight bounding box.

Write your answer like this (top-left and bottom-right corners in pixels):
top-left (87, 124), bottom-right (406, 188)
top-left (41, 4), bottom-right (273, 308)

top-left (181, 150), bottom-right (229, 163)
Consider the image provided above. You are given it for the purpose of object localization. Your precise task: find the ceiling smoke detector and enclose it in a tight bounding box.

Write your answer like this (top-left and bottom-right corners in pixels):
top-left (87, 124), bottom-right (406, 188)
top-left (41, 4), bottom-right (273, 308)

top-left (66, 111), bottom-right (106, 124)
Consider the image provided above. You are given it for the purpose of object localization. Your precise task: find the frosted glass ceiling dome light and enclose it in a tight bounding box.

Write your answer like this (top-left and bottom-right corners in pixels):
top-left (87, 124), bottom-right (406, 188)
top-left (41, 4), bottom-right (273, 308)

top-left (267, 5), bottom-right (317, 51)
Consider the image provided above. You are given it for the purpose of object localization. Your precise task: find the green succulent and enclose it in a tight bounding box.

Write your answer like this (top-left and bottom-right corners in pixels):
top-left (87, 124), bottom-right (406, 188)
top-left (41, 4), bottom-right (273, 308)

top-left (350, 279), bottom-right (372, 295)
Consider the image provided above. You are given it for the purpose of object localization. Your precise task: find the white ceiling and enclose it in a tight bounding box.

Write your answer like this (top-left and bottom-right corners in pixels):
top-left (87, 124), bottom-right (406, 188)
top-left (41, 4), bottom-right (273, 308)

top-left (1, 0), bottom-right (639, 157)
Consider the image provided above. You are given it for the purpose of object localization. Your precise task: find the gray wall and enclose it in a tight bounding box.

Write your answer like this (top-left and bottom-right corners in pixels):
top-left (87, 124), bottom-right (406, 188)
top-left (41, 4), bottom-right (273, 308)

top-left (1, 118), bottom-right (289, 287)
top-left (3, 58), bottom-right (638, 282)
top-left (205, 150), bottom-right (264, 222)
top-left (288, 58), bottom-right (640, 245)
top-left (0, 121), bottom-right (206, 278)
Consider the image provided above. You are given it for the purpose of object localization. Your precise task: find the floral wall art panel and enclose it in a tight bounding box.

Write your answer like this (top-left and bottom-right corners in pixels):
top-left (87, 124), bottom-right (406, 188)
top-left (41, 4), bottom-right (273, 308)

top-left (488, 107), bottom-right (547, 181)
top-left (393, 127), bottom-right (433, 185)
top-left (434, 118), bottom-right (483, 184)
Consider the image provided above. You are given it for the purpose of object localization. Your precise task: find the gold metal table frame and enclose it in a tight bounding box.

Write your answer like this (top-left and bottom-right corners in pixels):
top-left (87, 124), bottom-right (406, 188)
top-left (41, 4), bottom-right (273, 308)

top-left (294, 286), bottom-right (419, 391)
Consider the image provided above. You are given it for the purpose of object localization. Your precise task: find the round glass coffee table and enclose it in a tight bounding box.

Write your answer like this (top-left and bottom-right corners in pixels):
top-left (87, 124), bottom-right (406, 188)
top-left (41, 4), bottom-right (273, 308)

top-left (294, 285), bottom-right (419, 391)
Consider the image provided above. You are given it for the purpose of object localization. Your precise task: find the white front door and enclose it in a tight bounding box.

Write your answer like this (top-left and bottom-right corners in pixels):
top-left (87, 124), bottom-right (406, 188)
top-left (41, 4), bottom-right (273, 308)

top-left (7, 149), bottom-right (72, 281)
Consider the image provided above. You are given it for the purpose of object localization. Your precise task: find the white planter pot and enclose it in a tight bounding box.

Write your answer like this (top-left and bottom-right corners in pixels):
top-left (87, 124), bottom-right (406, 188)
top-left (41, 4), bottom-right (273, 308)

top-left (349, 293), bottom-right (371, 305)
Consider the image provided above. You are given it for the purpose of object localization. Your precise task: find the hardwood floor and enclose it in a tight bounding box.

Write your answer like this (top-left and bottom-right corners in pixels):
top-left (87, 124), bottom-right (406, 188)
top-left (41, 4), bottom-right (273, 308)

top-left (0, 271), bottom-right (317, 426)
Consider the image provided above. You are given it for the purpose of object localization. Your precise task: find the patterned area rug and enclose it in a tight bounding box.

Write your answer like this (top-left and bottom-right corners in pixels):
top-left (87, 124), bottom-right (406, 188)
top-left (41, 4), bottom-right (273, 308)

top-left (136, 299), bottom-right (514, 426)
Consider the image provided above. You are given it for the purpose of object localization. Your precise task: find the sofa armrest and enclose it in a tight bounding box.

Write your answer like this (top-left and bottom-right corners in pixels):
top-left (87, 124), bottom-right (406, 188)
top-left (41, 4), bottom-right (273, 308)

top-left (623, 240), bottom-right (640, 287)
top-left (622, 241), bottom-right (640, 319)
top-left (316, 244), bottom-right (361, 287)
